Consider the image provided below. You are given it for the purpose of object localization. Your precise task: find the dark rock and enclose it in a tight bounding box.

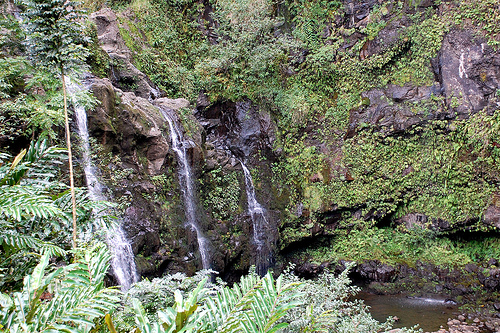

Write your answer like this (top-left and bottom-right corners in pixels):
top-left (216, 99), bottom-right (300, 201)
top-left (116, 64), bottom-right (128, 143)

top-left (438, 30), bottom-right (500, 116)
top-left (349, 84), bottom-right (446, 135)
top-left (444, 299), bottom-right (457, 305)
top-left (483, 195), bottom-right (500, 228)
top-left (196, 91), bottom-right (210, 110)
top-left (489, 259), bottom-right (499, 267)
top-left (465, 263), bottom-right (479, 273)
top-left (295, 262), bottom-right (325, 279)
top-left (135, 256), bottom-right (157, 277)
top-left (356, 260), bottom-right (396, 282)
top-left (90, 8), bottom-right (160, 100)
top-left (395, 213), bottom-right (428, 230)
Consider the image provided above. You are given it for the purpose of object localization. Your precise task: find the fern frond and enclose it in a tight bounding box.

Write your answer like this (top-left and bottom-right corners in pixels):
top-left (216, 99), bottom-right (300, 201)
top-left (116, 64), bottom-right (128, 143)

top-left (203, 273), bottom-right (261, 333)
top-left (0, 139), bottom-right (66, 187)
top-left (0, 233), bottom-right (66, 257)
top-left (0, 186), bottom-right (62, 221)
top-left (2, 243), bottom-right (120, 333)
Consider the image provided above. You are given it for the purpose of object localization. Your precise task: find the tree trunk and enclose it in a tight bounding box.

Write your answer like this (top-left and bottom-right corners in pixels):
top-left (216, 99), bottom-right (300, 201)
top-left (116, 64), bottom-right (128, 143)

top-left (60, 66), bottom-right (78, 249)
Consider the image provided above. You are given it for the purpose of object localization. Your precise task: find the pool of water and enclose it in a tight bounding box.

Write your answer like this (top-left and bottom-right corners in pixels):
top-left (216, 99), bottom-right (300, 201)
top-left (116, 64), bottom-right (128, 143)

top-left (356, 291), bottom-right (458, 332)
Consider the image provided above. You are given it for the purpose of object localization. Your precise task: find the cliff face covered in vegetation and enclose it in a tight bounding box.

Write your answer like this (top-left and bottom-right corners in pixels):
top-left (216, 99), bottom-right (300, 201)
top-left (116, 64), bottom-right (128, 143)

top-left (2, 0), bottom-right (500, 312)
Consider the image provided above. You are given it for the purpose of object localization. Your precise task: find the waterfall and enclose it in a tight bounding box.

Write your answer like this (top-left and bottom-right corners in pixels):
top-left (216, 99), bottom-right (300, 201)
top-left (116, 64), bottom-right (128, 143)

top-left (240, 161), bottom-right (272, 275)
top-left (160, 108), bottom-right (211, 270)
top-left (70, 78), bottom-right (138, 291)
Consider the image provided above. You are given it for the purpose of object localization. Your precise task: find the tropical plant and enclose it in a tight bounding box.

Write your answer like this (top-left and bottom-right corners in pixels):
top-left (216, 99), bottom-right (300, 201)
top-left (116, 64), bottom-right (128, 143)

top-left (122, 265), bottom-right (422, 333)
top-left (19, 0), bottom-right (90, 248)
top-left (0, 242), bottom-right (120, 333)
top-left (131, 278), bottom-right (208, 333)
top-left (204, 272), bottom-right (302, 333)
top-left (0, 139), bottom-right (109, 288)
top-left (281, 263), bottom-right (400, 333)
top-left (130, 271), bottom-right (303, 333)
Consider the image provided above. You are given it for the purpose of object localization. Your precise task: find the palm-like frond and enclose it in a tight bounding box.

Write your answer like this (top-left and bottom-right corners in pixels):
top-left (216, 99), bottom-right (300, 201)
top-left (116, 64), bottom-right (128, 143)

top-left (0, 186), bottom-right (62, 222)
top-left (0, 243), bottom-right (119, 333)
top-left (0, 139), bottom-right (115, 288)
top-left (203, 273), bottom-right (261, 332)
top-left (0, 139), bottom-right (65, 187)
top-left (137, 271), bottom-right (303, 333)
top-left (204, 272), bottom-right (302, 333)
top-left (0, 233), bottom-right (65, 258)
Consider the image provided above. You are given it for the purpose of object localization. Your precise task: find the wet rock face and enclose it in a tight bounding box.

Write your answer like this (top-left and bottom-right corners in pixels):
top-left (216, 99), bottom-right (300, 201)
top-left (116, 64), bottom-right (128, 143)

top-left (90, 78), bottom-right (168, 175)
top-left (348, 83), bottom-right (445, 136)
top-left (356, 260), bottom-right (396, 283)
top-left (195, 97), bottom-right (280, 276)
top-left (438, 30), bottom-right (500, 117)
top-left (484, 205), bottom-right (500, 229)
top-left (90, 8), bottom-right (160, 100)
top-left (197, 98), bottom-right (276, 164)
top-left (348, 30), bottom-right (500, 138)
top-left (88, 78), bottom-right (170, 259)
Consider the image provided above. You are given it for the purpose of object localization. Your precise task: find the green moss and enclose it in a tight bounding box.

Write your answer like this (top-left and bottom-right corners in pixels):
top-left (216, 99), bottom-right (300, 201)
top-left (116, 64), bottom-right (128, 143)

top-left (85, 31), bottom-right (111, 78)
top-left (277, 108), bottom-right (500, 245)
top-left (200, 167), bottom-right (242, 221)
top-left (322, 116), bottom-right (496, 226)
top-left (454, 0), bottom-right (500, 49)
top-left (291, 227), bottom-right (500, 268)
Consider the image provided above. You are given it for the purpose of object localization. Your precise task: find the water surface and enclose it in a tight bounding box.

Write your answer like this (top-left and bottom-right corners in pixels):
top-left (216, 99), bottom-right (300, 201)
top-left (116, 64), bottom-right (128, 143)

top-left (357, 291), bottom-right (457, 332)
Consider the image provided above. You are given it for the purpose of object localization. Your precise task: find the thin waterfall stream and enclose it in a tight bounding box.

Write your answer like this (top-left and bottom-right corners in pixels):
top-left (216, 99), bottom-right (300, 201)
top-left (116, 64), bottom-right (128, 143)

top-left (70, 79), bottom-right (138, 290)
top-left (240, 161), bottom-right (272, 275)
top-left (160, 107), bottom-right (211, 270)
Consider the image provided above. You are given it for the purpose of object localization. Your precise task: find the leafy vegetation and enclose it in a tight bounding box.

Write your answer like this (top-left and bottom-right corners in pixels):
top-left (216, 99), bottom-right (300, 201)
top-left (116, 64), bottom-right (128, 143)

top-left (291, 227), bottom-right (500, 268)
top-left (20, 0), bottom-right (91, 248)
top-left (201, 167), bottom-right (241, 221)
top-left (0, 243), bottom-right (119, 333)
top-left (0, 139), bottom-right (111, 289)
top-left (110, 266), bottom-right (418, 333)
top-left (0, 15), bottom-right (65, 143)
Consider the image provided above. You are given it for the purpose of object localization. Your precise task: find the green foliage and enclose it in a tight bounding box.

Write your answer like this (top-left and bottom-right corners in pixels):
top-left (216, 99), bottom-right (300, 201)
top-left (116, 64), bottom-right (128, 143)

top-left (0, 139), bottom-right (110, 288)
top-left (84, 22), bottom-right (111, 78)
top-left (0, 14), bottom-right (66, 141)
top-left (118, 266), bottom-right (419, 333)
top-left (272, 135), bottom-right (326, 213)
top-left (280, 263), bottom-right (410, 332)
top-left (454, 0), bottom-right (500, 48)
top-left (130, 271), bottom-right (303, 333)
top-left (0, 56), bottom-right (27, 99)
top-left (328, 115), bottom-right (497, 225)
top-left (0, 243), bottom-right (119, 333)
top-left (201, 167), bottom-right (241, 221)
top-left (113, 0), bottom-right (205, 99)
top-left (133, 278), bottom-right (207, 333)
top-left (294, 227), bottom-right (500, 269)
top-left (123, 271), bottom-right (214, 321)
top-left (198, 0), bottom-right (300, 104)
top-left (19, 0), bottom-right (89, 74)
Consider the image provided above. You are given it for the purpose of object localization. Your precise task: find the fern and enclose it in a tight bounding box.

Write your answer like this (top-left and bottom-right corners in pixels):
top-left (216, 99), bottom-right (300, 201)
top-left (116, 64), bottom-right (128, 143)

top-left (0, 139), bottom-right (112, 288)
top-left (0, 234), bottom-right (65, 257)
top-left (203, 273), bottom-right (261, 332)
top-left (132, 271), bottom-right (303, 333)
top-left (0, 243), bottom-right (119, 333)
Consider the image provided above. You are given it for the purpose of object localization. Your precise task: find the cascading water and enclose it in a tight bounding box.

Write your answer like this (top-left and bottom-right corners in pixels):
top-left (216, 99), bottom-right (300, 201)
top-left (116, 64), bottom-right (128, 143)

top-left (240, 161), bottom-right (272, 275)
top-left (160, 107), bottom-right (211, 270)
top-left (70, 78), bottom-right (138, 290)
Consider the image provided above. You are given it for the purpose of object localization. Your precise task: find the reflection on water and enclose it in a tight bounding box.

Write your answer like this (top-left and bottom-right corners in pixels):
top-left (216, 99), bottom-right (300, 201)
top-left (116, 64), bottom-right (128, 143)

top-left (356, 291), bottom-right (458, 332)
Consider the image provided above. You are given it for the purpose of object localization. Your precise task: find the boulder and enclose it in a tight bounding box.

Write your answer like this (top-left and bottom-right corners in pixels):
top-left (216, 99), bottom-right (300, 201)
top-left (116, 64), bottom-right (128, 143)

top-left (90, 8), bottom-right (160, 100)
top-left (438, 30), bottom-right (500, 117)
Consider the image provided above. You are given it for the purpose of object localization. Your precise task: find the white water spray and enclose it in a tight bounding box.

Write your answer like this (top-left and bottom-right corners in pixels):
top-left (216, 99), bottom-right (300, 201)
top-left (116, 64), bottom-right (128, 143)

top-left (240, 161), bottom-right (271, 275)
top-left (160, 108), bottom-right (211, 270)
top-left (70, 78), bottom-right (138, 290)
